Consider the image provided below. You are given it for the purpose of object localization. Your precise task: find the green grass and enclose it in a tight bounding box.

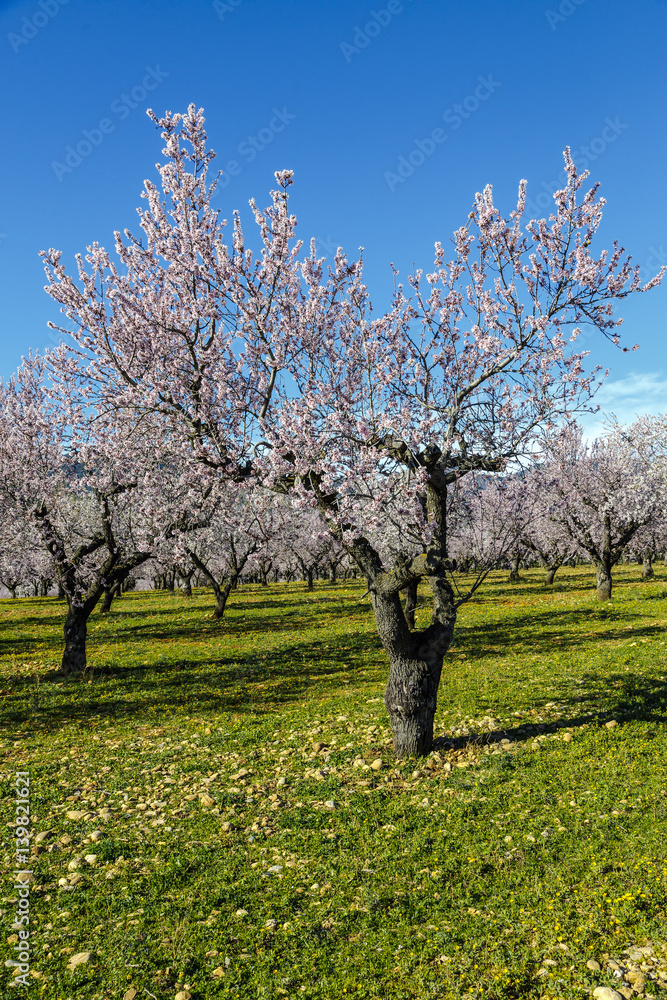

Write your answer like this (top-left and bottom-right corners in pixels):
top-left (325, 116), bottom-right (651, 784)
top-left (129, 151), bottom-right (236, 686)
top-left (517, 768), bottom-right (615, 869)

top-left (1, 566), bottom-right (666, 999)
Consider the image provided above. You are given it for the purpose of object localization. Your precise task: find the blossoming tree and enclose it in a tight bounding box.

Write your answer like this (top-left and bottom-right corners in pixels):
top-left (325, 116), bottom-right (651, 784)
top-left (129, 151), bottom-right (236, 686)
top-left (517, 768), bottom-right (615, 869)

top-left (41, 106), bottom-right (664, 753)
top-left (537, 421), bottom-right (664, 600)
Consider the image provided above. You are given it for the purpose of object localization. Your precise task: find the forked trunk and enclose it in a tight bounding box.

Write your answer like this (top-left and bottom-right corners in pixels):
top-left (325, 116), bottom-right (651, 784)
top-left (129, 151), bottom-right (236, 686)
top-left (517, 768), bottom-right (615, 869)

top-left (212, 580), bottom-right (234, 619)
top-left (372, 574), bottom-right (456, 757)
top-left (544, 563), bottom-right (560, 585)
top-left (61, 606), bottom-right (89, 675)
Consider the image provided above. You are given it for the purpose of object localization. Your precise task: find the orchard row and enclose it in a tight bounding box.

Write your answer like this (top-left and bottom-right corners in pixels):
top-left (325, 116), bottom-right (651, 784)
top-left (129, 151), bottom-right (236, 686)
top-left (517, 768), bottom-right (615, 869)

top-left (1, 105), bottom-right (664, 755)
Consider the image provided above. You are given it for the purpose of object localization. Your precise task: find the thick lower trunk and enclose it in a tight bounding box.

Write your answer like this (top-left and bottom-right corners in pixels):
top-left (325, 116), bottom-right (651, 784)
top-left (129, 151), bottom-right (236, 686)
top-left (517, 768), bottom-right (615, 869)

top-left (384, 651), bottom-right (446, 756)
top-left (544, 564), bottom-right (560, 585)
top-left (595, 563), bottom-right (612, 601)
top-left (306, 568), bottom-right (314, 591)
top-left (642, 553), bottom-right (654, 579)
top-left (61, 607), bottom-right (89, 676)
top-left (509, 553), bottom-right (521, 583)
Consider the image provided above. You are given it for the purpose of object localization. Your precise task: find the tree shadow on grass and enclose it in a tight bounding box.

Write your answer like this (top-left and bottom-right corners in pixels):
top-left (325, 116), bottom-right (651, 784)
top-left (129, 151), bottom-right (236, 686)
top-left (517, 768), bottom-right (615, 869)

top-left (453, 604), bottom-right (661, 660)
top-left (434, 670), bottom-right (667, 756)
top-left (0, 630), bottom-right (384, 735)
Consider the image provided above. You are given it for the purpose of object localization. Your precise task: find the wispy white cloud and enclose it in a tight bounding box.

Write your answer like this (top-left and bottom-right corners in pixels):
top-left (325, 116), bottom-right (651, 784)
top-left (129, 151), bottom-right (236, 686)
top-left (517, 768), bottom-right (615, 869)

top-left (579, 371), bottom-right (667, 439)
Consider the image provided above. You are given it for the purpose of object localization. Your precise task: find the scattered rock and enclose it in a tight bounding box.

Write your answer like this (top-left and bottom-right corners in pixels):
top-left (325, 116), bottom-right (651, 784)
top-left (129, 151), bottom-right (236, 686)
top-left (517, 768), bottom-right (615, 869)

top-left (66, 951), bottom-right (93, 971)
top-left (65, 810), bottom-right (85, 821)
top-left (175, 992), bottom-right (191, 1000)
top-left (34, 830), bottom-right (52, 843)
top-left (199, 793), bottom-right (215, 808)
top-left (211, 966), bottom-right (225, 978)
top-left (220, 821), bottom-right (233, 833)
top-left (123, 989), bottom-right (137, 1000)
top-left (267, 865), bottom-right (283, 874)
top-left (235, 909), bottom-right (248, 918)
top-left (587, 959), bottom-right (602, 971)
top-left (370, 759), bottom-right (382, 770)
top-left (592, 988), bottom-right (623, 1000)
top-left (605, 720), bottom-right (618, 729)
top-left (265, 919), bottom-right (278, 930)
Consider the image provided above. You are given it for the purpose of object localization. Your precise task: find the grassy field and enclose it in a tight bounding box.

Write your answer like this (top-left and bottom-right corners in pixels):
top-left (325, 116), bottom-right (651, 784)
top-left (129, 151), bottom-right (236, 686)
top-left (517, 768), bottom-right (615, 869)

top-left (1, 565), bottom-right (666, 1000)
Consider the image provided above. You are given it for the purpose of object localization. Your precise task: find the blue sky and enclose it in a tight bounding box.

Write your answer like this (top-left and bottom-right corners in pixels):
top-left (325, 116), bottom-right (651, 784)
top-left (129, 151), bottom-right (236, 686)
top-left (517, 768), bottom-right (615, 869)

top-left (1, 0), bottom-right (665, 432)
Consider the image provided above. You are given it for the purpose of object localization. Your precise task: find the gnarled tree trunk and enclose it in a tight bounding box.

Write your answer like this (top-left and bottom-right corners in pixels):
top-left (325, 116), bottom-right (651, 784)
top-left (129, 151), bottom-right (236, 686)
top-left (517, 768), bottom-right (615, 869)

top-left (544, 563), bottom-right (561, 585)
top-left (376, 575), bottom-right (457, 757)
top-left (61, 605), bottom-right (90, 675)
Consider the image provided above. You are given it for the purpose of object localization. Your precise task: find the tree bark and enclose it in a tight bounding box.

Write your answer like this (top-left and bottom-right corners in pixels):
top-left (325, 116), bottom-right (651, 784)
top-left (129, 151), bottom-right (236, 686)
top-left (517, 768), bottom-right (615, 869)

top-left (99, 588), bottom-right (114, 614)
top-left (508, 551), bottom-right (521, 583)
top-left (99, 581), bottom-right (122, 613)
top-left (642, 551), bottom-right (654, 579)
top-left (595, 562), bottom-right (612, 601)
top-left (544, 563), bottom-right (561, 585)
top-left (378, 577), bottom-right (456, 756)
top-left (61, 606), bottom-right (89, 676)
top-left (349, 532), bottom-right (457, 757)
top-left (212, 581), bottom-right (234, 619)
top-left (178, 567), bottom-right (195, 596)
top-left (402, 579), bottom-right (418, 629)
